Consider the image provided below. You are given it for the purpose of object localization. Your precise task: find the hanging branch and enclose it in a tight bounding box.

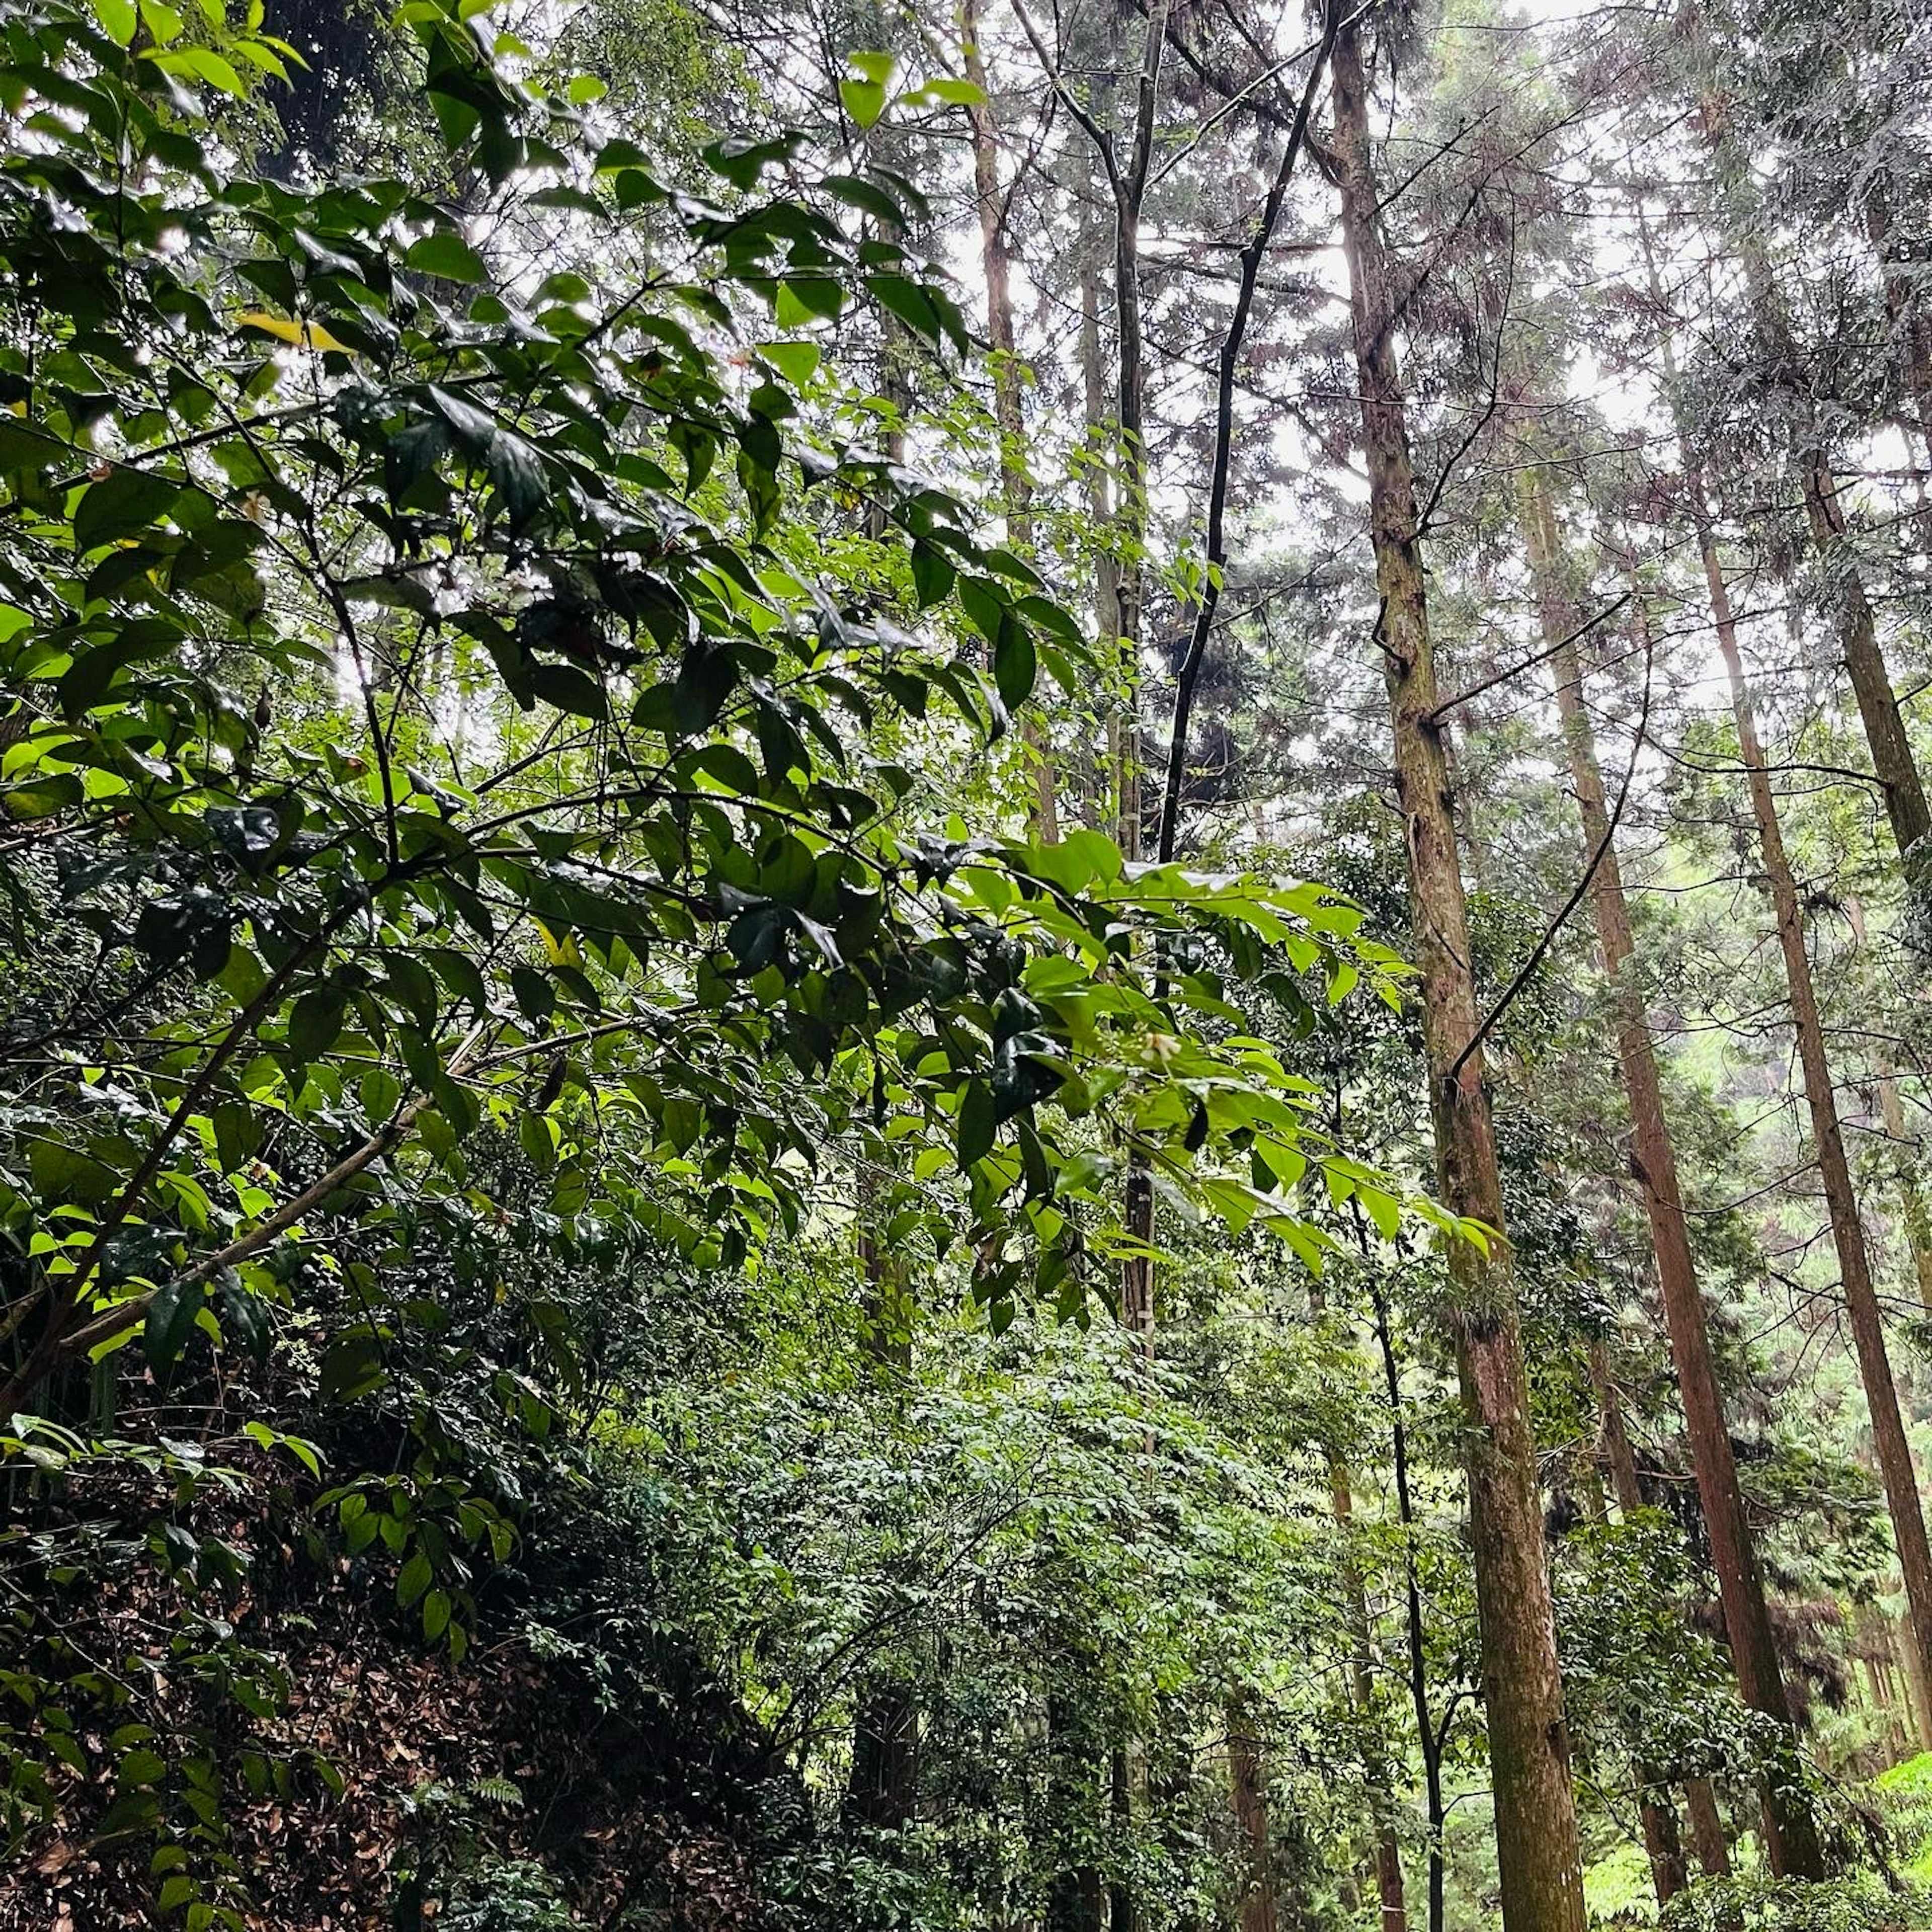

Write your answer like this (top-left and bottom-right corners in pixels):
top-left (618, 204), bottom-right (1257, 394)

top-left (1155, 0), bottom-right (1348, 863)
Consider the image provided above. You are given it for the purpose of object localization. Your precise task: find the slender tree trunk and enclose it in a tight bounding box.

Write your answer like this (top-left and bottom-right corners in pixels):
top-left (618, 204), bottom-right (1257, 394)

top-left (1316, 1270), bottom-right (1409, 1931)
top-left (1110, 1), bottom-right (1162, 1362)
top-left (1689, 95), bottom-right (1931, 861)
top-left (1683, 1778), bottom-right (1733, 1878)
top-left (1520, 469), bottom-right (1826, 1876)
top-left (959, 0), bottom-right (1058, 841)
top-left (1107, 0), bottom-right (1168, 877)
top-left (1329, 1461), bottom-right (1409, 1930)
top-left (1877, 1074), bottom-right (1932, 1321)
top-left (1893, 1619), bottom-right (1932, 1757)
top-left (1843, 896), bottom-right (1932, 1336)
top-left (1079, 244), bottom-right (1117, 835)
top-left (1227, 1692), bottom-right (1277, 1932)
top-left (1331, 25), bottom-right (1586, 1929)
top-left (1587, 1346), bottom-right (1691, 1903)
top-left (1109, 1749), bottom-right (1133, 1932)
top-left (1370, 1282), bottom-right (1445, 1932)
top-left (1680, 443), bottom-right (1932, 1781)
top-left (844, 1227), bottom-right (917, 1835)
top-left (1067, 28), bottom-right (1170, 1915)
top-left (1796, 452), bottom-right (1929, 858)
top-left (1862, 1617), bottom-right (1909, 1762)
top-left (1645, 185), bottom-right (1932, 1755)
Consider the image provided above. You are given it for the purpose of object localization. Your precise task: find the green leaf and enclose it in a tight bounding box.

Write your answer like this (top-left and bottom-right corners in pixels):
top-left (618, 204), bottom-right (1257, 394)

top-left (74, 468), bottom-right (182, 552)
top-left (397, 1551), bottom-right (432, 1608)
top-left (993, 612), bottom-right (1035, 709)
top-left (910, 76), bottom-right (987, 107)
top-left (287, 991), bottom-right (343, 1061)
top-left (517, 1109), bottom-right (556, 1174)
top-left (148, 43), bottom-right (245, 93)
top-left (406, 231), bottom-right (489, 283)
top-left (868, 273), bottom-right (968, 354)
top-left (957, 1077), bottom-right (995, 1170)
top-left (774, 278), bottom-right (844, 327)
top-left (92, 0), bottom-right (137, 43)
top-left (910, 539), bottom-right (953, 610)
top-left (760, 340), bottom-right (821, 387)
top-left (840, 77), bottom-right (887, 128)
top-left (144, 1278), bottom-right (205, 1373)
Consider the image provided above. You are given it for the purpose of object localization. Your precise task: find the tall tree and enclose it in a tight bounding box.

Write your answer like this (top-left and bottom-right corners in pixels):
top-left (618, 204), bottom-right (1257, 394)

top-left (1518, 466), bottom-right (1827, 1877)
top-left (1329, 17), bottom-right (1588, 1929)
top-left (1651, 265), bottom-right (1932, 1763)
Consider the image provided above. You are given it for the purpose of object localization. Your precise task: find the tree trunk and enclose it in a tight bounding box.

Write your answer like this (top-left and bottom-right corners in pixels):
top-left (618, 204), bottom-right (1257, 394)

top-left (1843, 895), bottom-right (1932, 1335)
top-left (1333, 1462), bottom-right (1409, 1932)
top-left (1521, 469), bottom-right (1826, 1876)
top-left (1227, 1693), bottom-right (1277, 1932)
top-left (1314, 1290), bottom-right (1409, 1932)
top-left (1683, 1778), bottom-right (1733, 1877)
top-left (1878, 1074), bottom-right (1932, 1322)
top-left (1683, 445), bottom-right (1932, 1794)
top-left (1370, 1282), bottom-right (1445, 1932)
top-left (959, 0), bottom-right (1058, 842)
top-left (1893, 1618), bottom-right (1932, 1758)
top-left (1796, 451), bottom-right (1929, 859)
top-left (1079, 238), bottom-right (1117, 835)
top-left (1331, 26), bottom-right (1586, 1929)
top-left (1690, 90), bottom-right (1931, 862)
top-left (1107, 0), bottom-right (1167, 875)
top-left (1586, 1346), bottom-right (1691, 1903)
top-left (843, 1227), bottom-right (917, 1835)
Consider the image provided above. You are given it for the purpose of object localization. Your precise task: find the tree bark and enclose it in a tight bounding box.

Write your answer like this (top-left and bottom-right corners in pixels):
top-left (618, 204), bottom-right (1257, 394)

top-left (1331, 24), bottom-right (1586, 1929)
top-left (1227, 1692), bottom-right (1277, 1932)
top-left (1317, 1273), bottom-right (1409, 1932)
top-left (1107, 0), bottom-right (1167, 875)
top-left (1079, 238), bottom-right (1117, 835)
top-left (1893, 1618), bottom-right (1932, 1758)
top-left (1521, 469), bottom-right (1826, 1877)
top-left (1683, 1778), bottom-right (1733, 1878)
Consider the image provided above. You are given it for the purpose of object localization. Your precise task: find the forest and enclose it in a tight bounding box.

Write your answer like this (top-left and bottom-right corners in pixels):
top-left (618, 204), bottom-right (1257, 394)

top-left (10, 0), bottom-right (1932, 1924)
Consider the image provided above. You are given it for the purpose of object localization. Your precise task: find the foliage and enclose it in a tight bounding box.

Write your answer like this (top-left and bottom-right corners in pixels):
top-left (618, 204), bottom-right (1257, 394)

top-left (8, 0), bottom-right (1932, 1922)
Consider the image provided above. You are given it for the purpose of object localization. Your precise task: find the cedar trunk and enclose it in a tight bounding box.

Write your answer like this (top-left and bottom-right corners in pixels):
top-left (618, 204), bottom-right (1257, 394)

top-left (1331, 1463), bottom-right (1409, 1931)
top-left (1521, 473), bottom-right (1825, 1876)
top-left (1588, 1346), bottom-right (1691, 1903)
top-left (1331, 23), bottom-right (1586, 1931)
top-left (1686, 461), bottom-right (1932, 1781)
top-left (1691, 83), bottom-right (1931, 860)
top-left (1227, 1694), bottom-right (1277, 1932)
